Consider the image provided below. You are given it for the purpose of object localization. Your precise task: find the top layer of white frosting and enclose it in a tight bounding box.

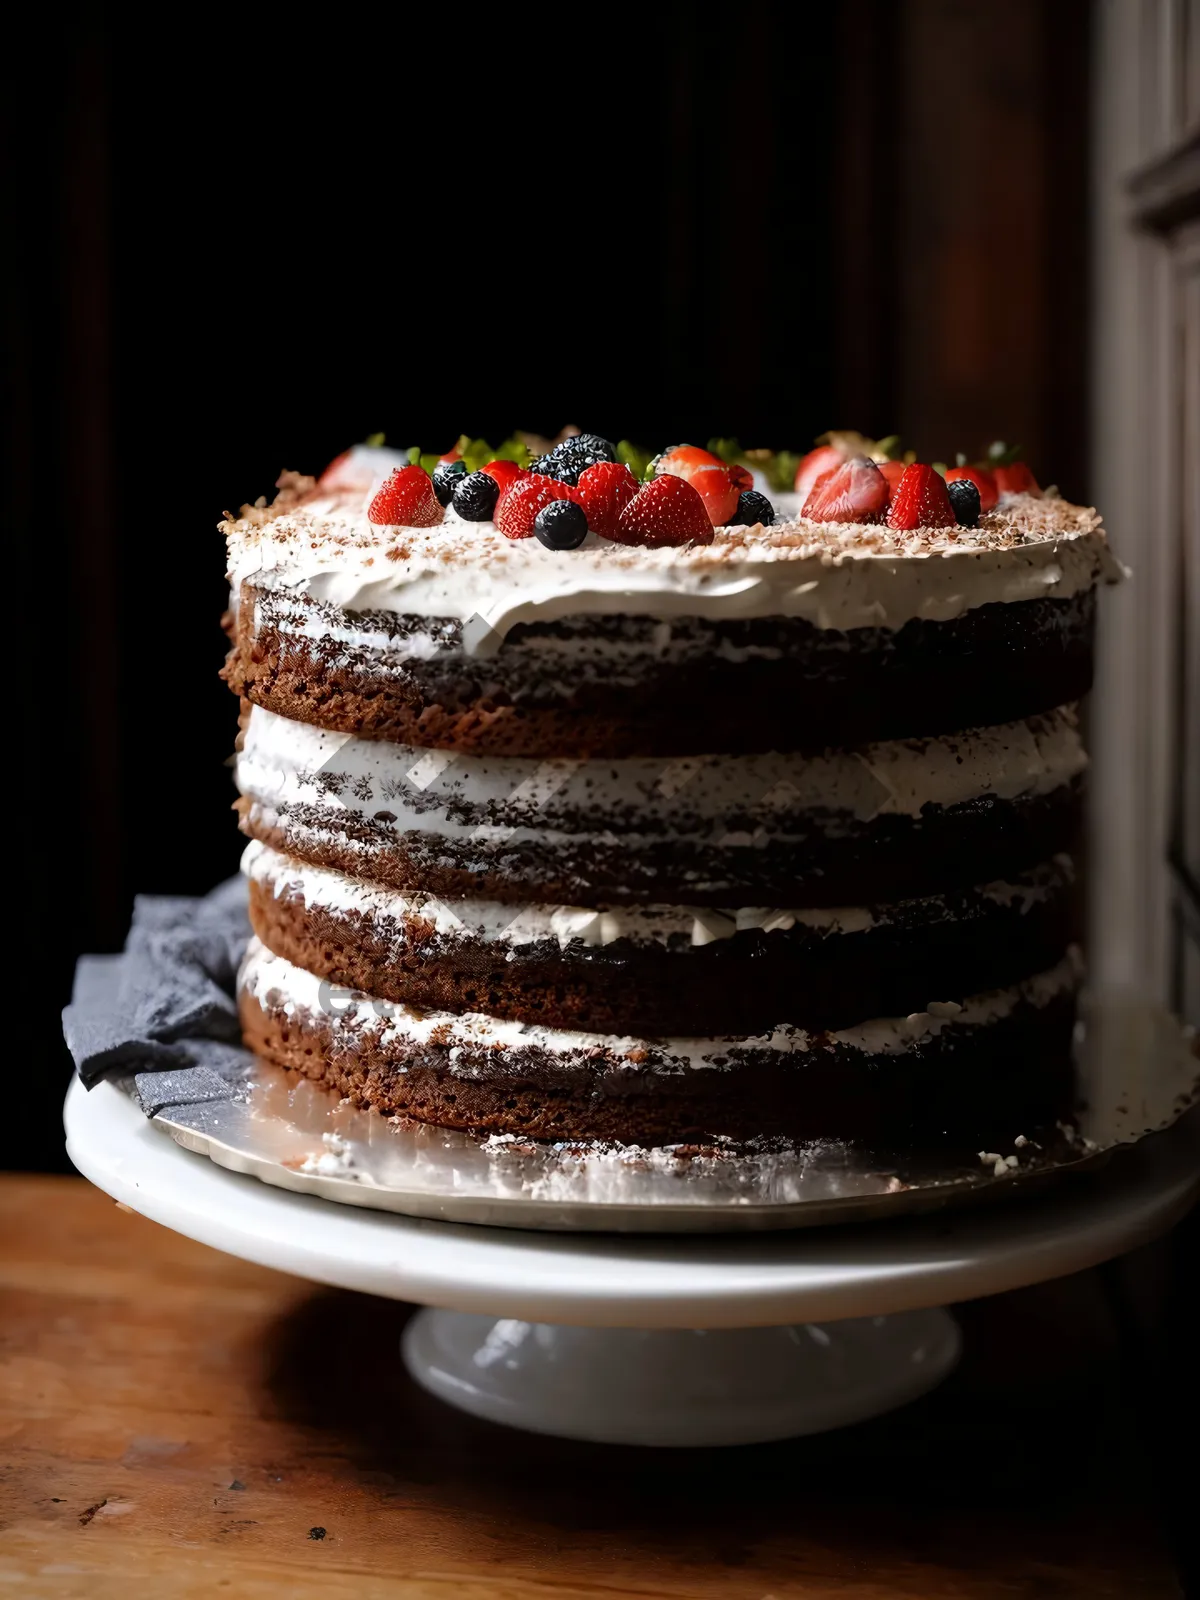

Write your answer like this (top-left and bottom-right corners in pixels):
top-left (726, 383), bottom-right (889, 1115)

top-left (224, 486), bottom-right (1121, 643)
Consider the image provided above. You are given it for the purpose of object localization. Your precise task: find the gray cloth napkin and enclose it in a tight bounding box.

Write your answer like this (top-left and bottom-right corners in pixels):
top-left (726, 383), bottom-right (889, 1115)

top-left (62, 877), bottom-right (255, 1116)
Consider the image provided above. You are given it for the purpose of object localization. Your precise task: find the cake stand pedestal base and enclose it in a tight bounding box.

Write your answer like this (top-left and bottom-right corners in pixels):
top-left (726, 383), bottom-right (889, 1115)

top-left (402, 1308), bottom-right (961, 1445)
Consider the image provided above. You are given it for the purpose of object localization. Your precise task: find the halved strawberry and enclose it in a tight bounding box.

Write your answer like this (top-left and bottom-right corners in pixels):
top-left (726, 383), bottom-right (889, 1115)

top-left (481, 459), bottom-right (527, 495)
top-left (878, 459), bottom-right (908, 501)
top-left (793, 445), bottom-right (843, 501)
top-left (610, 475), bottom-right (714, 547)
top-left (577, 461), bottom-right (639, 536)
top-left (367, 466), bottom-right (444, 527)
top-left (655, 445), bottom-right (742, 526)
top-left (993, 461), bottom-right (1040, 497)
top-left (320, 443), bottom-right (413, 493)
top-left (945, 464), bottom-right (999, 511)
top-left (495, 473), bottom-right (576, 539)
top-left (802, 456), bottom-right (889, 523)
top-left (886, 464), bottom-right (957, 530)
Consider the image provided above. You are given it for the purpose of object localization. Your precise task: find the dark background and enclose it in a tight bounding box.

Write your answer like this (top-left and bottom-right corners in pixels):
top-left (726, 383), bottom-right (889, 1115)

top-left (9, 0), bottom-right (1089, 1171)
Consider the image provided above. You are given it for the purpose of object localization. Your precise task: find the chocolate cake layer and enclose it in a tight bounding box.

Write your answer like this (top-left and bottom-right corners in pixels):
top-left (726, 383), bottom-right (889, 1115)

top-left (239, 939), bottom-right (1080, 1148)
top-left (226, 583), bottom-right (1096, 757)
top-left (245, 842), bottom-right (1077, 1035)
top-left (235, 703), bottom-right (1086, 907)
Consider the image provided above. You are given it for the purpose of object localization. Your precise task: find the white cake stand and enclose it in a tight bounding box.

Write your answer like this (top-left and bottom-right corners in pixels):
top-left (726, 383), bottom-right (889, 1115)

top-left (64, 1078), bottom-right (1198, 1447)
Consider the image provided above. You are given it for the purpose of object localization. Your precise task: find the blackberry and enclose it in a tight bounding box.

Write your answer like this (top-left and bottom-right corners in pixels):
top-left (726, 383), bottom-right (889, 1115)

top-left (534, 499), bottom-right (589, 550)
top-left (452, 470), bottom-right (500, 522)
top-left (946, 477), bottom-right (982, 527)
top-left (432, 459), bottom-right (468, 506)
top-left (531, 432), bottom-right (619, 486)
top-left (734, 489), bottom-right (775, 526)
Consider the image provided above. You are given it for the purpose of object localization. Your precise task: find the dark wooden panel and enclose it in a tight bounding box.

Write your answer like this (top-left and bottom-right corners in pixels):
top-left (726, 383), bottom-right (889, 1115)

top-left (836, 0), bottom-right (1091, 496)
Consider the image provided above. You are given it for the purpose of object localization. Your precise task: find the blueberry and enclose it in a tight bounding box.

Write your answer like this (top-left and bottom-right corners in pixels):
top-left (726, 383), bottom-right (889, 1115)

top-left (734, 489), bottom-right (775, 526)
top-left (534, 499), bottom-right (589, 550)
top-left (432, 459), bottom-right (468, 506)
top-left (946, 477), bottom-right (982, 527)
top-left (451, 470), bottom-right (500, 522)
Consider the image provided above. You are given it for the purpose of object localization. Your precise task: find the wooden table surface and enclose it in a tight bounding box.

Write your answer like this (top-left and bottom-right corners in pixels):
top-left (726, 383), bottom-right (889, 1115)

top-left (0, 1174), bottom-right (1192, 1599)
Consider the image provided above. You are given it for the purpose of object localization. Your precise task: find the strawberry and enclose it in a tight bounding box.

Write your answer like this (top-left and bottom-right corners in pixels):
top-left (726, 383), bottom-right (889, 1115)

top-left (320, 443), bottom-right (413, 493)
top-left (877, 459), bottom-right (908, 501)
top-left (495, 473), bottom-right (575, 540)
top-left (576, 461), bottom-right (639, 536)
top-left (654, 445), bottom-right (742, 526)
top-left (609, 475), bottom-right (714, 547)
top-left (481, 458), bottom-right (527, 495)
top-left (793, 444), bottom-right (843, 501)
top-left (993, 461), bottom-right (1040, 497)
top-left (802, 456), bottom-right (889, 523)
top-left (367, 465), bottom-right (444, 527)
top-left (886, 463), bottom-right (957, 530)
top-left (945, 464), bottom-right (999, 512)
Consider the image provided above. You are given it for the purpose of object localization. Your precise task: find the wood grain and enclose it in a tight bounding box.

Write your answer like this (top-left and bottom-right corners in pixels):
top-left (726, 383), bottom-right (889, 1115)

top-left (0, 1176), bottom-right (1182, 1598)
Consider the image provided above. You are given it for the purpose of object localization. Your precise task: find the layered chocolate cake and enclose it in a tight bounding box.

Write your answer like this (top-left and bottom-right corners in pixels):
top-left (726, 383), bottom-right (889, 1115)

top-left (223, 435), bottom-right (1121, 1151)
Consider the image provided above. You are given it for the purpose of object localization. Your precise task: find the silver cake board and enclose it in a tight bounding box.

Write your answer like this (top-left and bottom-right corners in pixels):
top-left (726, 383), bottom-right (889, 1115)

top-left (133, 990), bottom-right (1200, 1234)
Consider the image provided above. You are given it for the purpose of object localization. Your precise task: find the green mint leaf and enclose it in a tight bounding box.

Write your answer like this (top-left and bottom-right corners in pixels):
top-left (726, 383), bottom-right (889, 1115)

top-left (764, 450), bottom-right (801, 493)
top-left (617, 440), bottom-right (656, 481)
top-left (706, 437), bottom-right (743, 464)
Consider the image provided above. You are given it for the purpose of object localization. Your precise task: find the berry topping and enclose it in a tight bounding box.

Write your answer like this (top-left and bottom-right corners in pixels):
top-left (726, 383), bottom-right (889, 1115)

top-left (654, 445), bottom-right (742, 525)
top-left (992, 461), bottom-right (1041, 497)
top-left (801, 456), bottom-right (889, 523)
top-left (886, 463), bottom-right (957, 530)
top-left (793, 444), bottom-right (843, 501)
top-left (481, 458), bottom-right (528, 494)
top-left (945, 464), bottom-right (999, 511)
top-left (451, 470), bottom-right (501, 522)
top-left (319, 443), bottom-right (412, 493)
top-left (878, 459), bottom-right (908, 501)
top-left (495, 473), bottom-right (576, 539)
top-left (531, 433), bottom-right (620, 486)
top-left (432, 459), bottom-right (467, 506)
top-left (576, 461), bottom-right (640, 536)
top-left (534, 499), bottom-right (589, 550)
top-left (366, 465), bottom-right (444, 527)
top-left (610, 474), bottom-right (715, 547)
top-left (733, 488), bottom-right (776, 526)
top-left (945, 476), bottom-right (982, 527)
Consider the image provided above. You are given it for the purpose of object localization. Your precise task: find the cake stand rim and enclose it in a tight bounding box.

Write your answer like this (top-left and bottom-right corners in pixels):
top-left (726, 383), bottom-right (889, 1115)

top-left (63, 1076), bottom-right (1198, 1329)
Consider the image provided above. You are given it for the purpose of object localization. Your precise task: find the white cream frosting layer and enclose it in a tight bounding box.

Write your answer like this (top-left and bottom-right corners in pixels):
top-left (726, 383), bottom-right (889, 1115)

top-left (224, 490), bottom-right (1121, 646)
top-left (240, 937), bottom-right (1082, 1070)
top-left (242, 840), bottom-right (1073, 951)
top-left (236, 704), bottom-right (1086, 848)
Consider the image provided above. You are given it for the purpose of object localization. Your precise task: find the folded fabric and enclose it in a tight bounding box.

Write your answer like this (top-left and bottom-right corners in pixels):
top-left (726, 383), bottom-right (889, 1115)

top-left (62, 877), bottom-right (255, 1115)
